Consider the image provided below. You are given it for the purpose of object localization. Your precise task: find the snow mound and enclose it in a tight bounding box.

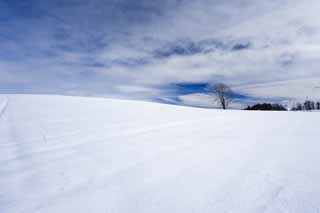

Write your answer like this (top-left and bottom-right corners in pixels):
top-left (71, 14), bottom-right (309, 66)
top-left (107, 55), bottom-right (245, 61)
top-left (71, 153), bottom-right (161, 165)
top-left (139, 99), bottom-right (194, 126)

top-left (1, 95), bottom-right (320, 213)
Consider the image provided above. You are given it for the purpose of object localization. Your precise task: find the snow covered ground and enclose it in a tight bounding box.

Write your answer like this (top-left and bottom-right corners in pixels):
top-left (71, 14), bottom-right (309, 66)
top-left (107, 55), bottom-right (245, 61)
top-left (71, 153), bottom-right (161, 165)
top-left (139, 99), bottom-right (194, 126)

top-left (1, 94), bottom-right (320, 213)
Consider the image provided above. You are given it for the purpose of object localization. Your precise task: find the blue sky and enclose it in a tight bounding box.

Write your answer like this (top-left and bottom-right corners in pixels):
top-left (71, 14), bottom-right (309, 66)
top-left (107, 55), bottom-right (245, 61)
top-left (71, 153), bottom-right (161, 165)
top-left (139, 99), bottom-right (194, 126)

top-left (1, 0), bottom-right (320, 107)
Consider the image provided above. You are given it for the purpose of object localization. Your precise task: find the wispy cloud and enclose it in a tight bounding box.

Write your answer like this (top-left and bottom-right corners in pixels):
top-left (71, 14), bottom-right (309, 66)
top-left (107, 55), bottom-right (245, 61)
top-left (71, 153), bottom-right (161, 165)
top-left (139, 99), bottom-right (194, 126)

top-left (1, 0), bottom-right (320, 107)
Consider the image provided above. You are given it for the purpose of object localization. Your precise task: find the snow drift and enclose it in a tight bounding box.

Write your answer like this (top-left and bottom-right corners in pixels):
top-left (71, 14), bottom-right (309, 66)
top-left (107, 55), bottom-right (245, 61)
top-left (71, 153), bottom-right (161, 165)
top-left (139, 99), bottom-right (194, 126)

top-left (1, 95), bottom-right (320, 213)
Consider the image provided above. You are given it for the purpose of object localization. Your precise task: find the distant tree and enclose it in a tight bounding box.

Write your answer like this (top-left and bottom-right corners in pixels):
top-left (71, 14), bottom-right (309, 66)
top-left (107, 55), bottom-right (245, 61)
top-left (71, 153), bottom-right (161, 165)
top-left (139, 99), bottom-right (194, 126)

top-left (304, 100), bottom-right (315, 111)
top-left (291, 103), bottom-right (297, 111)
top-left (311, 101), bottom-right (315, 110)
top-left (245, 105), bottom-right (251, 110)
top-left (208, 83), bottom-right (234, 110)
top-left (272, 104), bottom-right (287, 111)
top-left (317, 102), bottom-right (320, 110)
top-left (245, 103), bottom-right (287, 111)
top-left (296, 102), bottom-right (303, 111)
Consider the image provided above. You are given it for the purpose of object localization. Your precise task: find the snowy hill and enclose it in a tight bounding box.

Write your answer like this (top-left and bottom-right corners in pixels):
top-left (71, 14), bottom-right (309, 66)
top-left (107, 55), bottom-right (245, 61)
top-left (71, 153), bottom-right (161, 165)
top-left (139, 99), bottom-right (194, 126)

top-left (1, 95), bottom-right (320, 213)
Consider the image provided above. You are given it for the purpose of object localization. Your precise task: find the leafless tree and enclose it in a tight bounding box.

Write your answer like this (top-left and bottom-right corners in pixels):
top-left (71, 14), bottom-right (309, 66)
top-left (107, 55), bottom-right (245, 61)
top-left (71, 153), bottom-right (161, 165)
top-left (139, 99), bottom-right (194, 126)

top-left (208, 83), bottom-right (234, 110)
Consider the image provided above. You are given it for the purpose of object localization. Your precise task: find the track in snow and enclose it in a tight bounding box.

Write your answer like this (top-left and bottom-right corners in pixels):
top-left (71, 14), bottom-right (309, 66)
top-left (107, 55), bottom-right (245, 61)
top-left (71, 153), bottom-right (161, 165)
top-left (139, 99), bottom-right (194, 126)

top-left (1, 95), bottom-right (320, 213)
top-left (0, 96), bottom-right (8, 119)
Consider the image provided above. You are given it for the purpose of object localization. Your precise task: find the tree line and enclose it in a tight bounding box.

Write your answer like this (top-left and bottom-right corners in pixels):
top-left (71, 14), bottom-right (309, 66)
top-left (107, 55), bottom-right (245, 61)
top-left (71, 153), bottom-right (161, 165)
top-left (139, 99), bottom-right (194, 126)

top-left (291, 100), bottom-right (320, 111)
top-left (208, 82), bottom-right (319, 111)
top-left (245, 103), bottom-right (287, 111)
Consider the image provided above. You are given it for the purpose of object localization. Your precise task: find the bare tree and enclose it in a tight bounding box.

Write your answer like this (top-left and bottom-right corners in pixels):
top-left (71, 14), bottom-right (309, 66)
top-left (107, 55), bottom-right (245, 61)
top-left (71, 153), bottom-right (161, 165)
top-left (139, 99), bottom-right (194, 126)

top-left (208, 83), bottom-right (234, 110)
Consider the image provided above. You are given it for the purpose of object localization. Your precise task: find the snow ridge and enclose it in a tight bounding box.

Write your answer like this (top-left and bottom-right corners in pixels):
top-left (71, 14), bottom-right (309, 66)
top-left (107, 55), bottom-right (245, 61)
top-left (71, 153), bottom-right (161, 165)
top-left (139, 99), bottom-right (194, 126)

top-left (1, 95), bottom-right (320, 213)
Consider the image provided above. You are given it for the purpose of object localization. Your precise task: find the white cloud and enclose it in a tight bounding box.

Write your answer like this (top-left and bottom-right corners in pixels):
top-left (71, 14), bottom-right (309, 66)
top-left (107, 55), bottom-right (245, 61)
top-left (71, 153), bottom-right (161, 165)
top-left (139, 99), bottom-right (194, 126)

top-left (2, 0), bottom-right (320, 106)
top-left (235, 78), bottom-right (320, 101)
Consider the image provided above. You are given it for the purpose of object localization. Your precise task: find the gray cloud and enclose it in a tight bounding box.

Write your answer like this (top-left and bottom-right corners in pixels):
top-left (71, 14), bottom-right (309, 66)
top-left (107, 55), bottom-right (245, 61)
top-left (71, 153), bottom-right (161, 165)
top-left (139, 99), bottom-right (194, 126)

top-left (1, 0), bottom-right (320, 105)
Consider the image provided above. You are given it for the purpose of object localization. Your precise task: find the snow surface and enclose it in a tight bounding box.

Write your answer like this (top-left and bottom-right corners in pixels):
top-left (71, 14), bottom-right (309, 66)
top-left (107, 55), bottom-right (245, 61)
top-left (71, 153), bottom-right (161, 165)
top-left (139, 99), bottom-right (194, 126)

top-left (1, 94), bottom-right (320, 213)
